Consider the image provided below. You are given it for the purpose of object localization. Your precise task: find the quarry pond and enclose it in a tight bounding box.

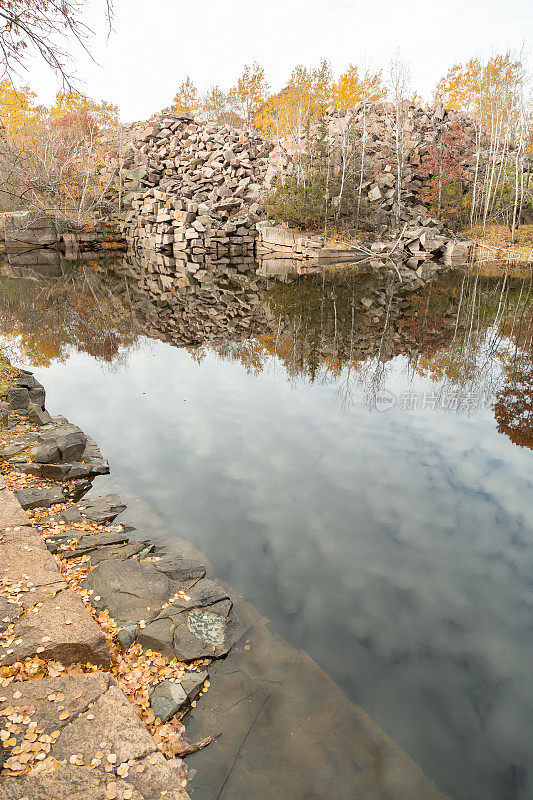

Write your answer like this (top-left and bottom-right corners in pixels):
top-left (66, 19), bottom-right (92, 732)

top-left (0, 254), bottom-right (532, 800)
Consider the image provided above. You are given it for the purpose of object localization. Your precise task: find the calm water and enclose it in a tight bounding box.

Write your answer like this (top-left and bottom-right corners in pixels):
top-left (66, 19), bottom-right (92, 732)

top-left (1, 254), bottom-right (532, 800)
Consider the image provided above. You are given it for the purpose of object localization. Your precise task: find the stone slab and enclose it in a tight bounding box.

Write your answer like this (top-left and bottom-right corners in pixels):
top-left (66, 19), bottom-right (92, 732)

top-left (51, 494), bottom-right (127, 525)
top-left (0, 674), bottom-right (189, 799)
top-left (14, 483), bottom-right (65, 510)
top-left (0, 526), bottom-right (67, 607)
top-left (83, 558), bottom-right (176, 626)
top-left (2, 587), bottom-right (111, 667)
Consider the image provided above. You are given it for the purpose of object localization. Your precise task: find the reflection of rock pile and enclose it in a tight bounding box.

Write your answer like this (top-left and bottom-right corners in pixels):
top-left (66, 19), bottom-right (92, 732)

top-left (124, 251), bottom-right (269, 347)
top-left (115, 253), bottom-right (462, 363)
top-left (121, 113), bottom-right (285, 258)
top-left (261, 270), bottom-right (460, 379)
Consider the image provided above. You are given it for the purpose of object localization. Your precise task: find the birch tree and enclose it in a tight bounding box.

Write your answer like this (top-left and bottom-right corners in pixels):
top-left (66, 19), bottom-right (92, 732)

top-left (229, 62), bottom-right (269, 129)
top-left (388, 53), bottom-right (411, 231)
top-left (435, 51), bottom-right (531, 235)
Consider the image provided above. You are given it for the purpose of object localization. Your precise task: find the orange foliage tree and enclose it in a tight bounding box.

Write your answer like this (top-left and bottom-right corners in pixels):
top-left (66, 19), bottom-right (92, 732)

top-left (493, 359), bottom-right (533, 449)
top-left (0, 87), bottom-right (122, 221)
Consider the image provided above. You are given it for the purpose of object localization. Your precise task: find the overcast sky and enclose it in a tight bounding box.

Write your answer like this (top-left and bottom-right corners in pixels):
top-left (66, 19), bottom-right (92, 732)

top-left (21, 0), bottom-right (532, 121)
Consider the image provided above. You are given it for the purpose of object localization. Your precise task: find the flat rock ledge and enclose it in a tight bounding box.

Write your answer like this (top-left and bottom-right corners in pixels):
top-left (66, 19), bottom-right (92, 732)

top-left (0, 473), bottom-right (190, 799)
top-left (1, 370), bottom-right (109, 481)
top-left (0, 674), bottom-right (188, 800)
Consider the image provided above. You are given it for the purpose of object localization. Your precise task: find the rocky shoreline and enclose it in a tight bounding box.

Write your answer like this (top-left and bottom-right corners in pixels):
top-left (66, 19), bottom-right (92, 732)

top-left (0, 366), bottom-right (246, 798)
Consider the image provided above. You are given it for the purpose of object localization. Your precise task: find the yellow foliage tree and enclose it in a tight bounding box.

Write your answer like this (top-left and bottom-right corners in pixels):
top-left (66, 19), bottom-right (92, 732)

top-left (229, 62), bottom-right (269, 128)
top-left (333, 65), bottom-right (386, 110)
top-left (435, 51), bottom-right (529, 231)
top-left (49, 92), bottom-right (119, 131)
top-left (256, 59), bottom-right (332, 141)
top-left (0, 80), bottom-right (38, 137)
top-left (434, 52), bottom-right (524, 125)
top-left (172, 77), bottom-right (202, 118)
top-left (255, 59), bottom-right (333, 188)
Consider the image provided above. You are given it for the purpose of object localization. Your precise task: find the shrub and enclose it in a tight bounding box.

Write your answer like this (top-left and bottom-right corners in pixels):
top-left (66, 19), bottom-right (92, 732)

top-left (265, 174), bottom-right (329, 230)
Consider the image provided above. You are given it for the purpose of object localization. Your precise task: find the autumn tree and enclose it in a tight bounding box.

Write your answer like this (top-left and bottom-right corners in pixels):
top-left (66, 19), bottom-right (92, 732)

top-left (420, 118), bottom-right (474, 228)
top-left (0, 79), bottom-right (38, 137)
top-left (434, 52), bottom-right (524, 124)
top-left (49, 91), bottom-right (119, 131)
top-left (0, 87), bottom-right (122, 221)
top-left (229, 62), bottom-right (269, 129)
top-left (333, 65), bottom-right (386, 110)
top-left (202, 85), bottom-right (240, 125)
top-left (256, 60), bottom-right (332, 179)
top-left (434, 51), bottom-right (530, 233)
top-left (0, 79), bottom-right (41, 210)
top-left (172, 76), bottom-right (202, 118)
top-left (0, 0), bottom-right (113, 87)
top-left (494, 358), bottom-right (533, 449)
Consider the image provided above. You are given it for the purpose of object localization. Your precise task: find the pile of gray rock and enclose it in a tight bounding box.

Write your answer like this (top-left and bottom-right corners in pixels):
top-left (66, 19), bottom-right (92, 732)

top-left (313, 102), bottom-right (479, 233)
top-left (121, 112), bottom-right (286, 260)
top-left (119, 103), bottom-right (479, 271)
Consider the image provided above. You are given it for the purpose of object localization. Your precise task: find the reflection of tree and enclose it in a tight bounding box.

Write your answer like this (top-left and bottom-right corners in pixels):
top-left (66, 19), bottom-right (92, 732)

top-left (187, 338), bottom-right (269, 376)
top-left (0, 262), bottom-right (139, 367)
top-left (494, 356), bottom-right (533, 449)
top-left (493, 292), bottom-right (533, 448)
top-left (2, 253), bottom-right (531, 450)
top-left (415, 270), bottom-right (532, 402)
top-left (200, 266), bottom-right (532, 432)
top-left (257, 271), bottom-right (461, 404)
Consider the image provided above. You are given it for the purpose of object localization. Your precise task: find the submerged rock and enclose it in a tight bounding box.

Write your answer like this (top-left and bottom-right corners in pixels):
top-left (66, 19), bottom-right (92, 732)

top-left (149, 670), bottom-right (208, 723)
top-left (138, 579), bottom-right (246, 661)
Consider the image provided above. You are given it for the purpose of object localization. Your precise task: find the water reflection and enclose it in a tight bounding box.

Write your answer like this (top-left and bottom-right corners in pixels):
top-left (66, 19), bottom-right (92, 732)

top-left (1, 252), bottom-right (531, 449)
top-left (0, 252), bottom-right (532, 800)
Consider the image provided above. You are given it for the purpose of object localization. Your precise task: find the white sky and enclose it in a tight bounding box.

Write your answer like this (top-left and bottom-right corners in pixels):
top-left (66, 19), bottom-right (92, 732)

top-left (20, 0), bottom-right (532, 121)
